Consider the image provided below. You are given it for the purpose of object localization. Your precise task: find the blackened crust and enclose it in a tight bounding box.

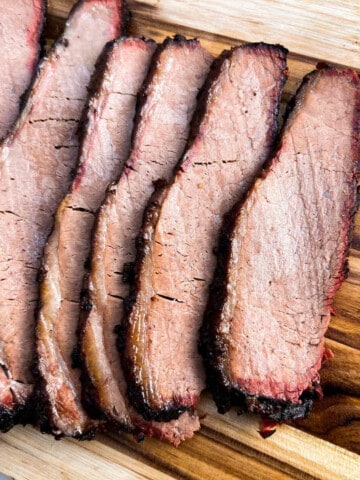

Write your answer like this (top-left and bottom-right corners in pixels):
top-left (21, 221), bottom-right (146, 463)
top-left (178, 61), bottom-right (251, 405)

top-left (76, 195), bottom-right (121, 427)
top-left (121, 180), bottom-right (195, 421)
top-left (0, 403), bottom-right (27, 433)
top-left (77, 195), bottom-right (108, 422)
top-left (38, 1), bottom-right (48, 57)
top-left (200, 249), bottom-right (318, 421)
top-left (120, 48), bottom-right (236, 422)
top-left (123, 43), bottom-right (288, 422)
top-left (78, 266), bottom-right (133, 431)
top-left (76, 36), bottom-right (157, 403)
top-left (121, 179), bottom-right (193, 422)
top-left (32, 346), bottom-right (100, 440)
top-left (79, 283), bottom-right (133, 433)
top-left (32, 1), bottom-right (127, 438)
top-left (200, 65), bottom-right (360, 421)
top-left (120, 0), bottom-right (130, 37)
top-left (77, 274), bottom-right (109, 425)
top-left (0, 0), bottom-right (46, 431)
top-left (205, 376), bottom-right (316, 421)
top-left (76, 39), bottom-right (120, 140)
top-left (79, 367), bottom-right (107, 426)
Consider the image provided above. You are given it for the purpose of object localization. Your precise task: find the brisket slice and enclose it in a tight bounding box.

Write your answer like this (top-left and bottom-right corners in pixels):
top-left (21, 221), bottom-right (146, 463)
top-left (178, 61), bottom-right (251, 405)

top-left (200, 66), bottom-right (360, 421)
top-left (35, 37), bottom-right (155, 439)
top-left (0, 0), bottom-right (45, 139)
top-left (0, 0), bottom-right (125, 432)
top-left (80, 36), bottom-right (212, 445)
top-left (123, 43), bottom-right (288, 423)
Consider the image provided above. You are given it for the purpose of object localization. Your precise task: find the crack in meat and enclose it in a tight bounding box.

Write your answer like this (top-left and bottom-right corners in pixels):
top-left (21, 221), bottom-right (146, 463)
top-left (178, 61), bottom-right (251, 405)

top-left (36, 36), bottom-right (155, 438)
top-left (0, 0), bottom-right (124, 432)
top-left (200, 66), bottom-right (360, 420)
top-left (81, 36), bottom-right (213, 445)
top-left (123, 43), bottom-right (288, 424)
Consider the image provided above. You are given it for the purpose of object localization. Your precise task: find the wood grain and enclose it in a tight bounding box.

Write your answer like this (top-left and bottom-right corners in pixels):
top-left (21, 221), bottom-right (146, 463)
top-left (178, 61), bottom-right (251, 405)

top-left (296, 394), bottom-right (360, 453)
top-left (1, 416), bottom-right (359, 480)
top-left (126, 0), bottom-right (360, 67)
top-left (199, 397), bottom-right (360, 480)
top-left (0, 1), bottom-right (359, 478)
top-left (0, 426), bottom-right (175, 480)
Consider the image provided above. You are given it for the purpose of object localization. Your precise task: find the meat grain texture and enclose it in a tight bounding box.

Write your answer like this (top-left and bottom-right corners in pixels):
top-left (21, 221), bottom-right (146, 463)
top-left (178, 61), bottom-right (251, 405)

top-left (80, 37), bottom-right (213, 445)
top-left (200, 66), bottom-right (360, 421)
top-left (123, 44), bottom-right (288, 425)
top-left (36, 37), bottom-right (152, 439)
top-left (0, 0), bottom-right (125, 432)
top-left (0, 0), bottom-right (45, 139)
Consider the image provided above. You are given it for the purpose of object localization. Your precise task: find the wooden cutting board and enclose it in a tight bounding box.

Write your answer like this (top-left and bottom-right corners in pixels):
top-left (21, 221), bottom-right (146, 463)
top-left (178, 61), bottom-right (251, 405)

top-left (1, 1), bottom-right (360, 478)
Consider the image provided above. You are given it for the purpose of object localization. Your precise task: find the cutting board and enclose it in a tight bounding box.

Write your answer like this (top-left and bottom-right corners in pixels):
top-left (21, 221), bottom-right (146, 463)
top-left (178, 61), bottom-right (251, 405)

top-left (1, 1), bottom-right (360, 478)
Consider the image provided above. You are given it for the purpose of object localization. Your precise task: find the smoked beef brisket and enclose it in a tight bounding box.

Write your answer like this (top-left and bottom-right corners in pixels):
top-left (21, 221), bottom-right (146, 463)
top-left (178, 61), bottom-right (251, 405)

top-left (200, 66), bottom-right (360, 421)
top-left (0, 0), bottom-right (45, 139)
top-left (80, 37), bottom-right (212, 445)
top-left (123, 44), bottom-right (288, 423)
top-left (0, 0), bottom-right (125, 432)
top-left (36, 37), bottom-right (153, 439)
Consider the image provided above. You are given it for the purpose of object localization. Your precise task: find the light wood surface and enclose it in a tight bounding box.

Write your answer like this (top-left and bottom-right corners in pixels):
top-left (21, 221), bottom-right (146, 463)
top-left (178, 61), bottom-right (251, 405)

top-left (127, 0), bottom-right (360, 66)
top-left (0, 0), bottom-right (359, 478)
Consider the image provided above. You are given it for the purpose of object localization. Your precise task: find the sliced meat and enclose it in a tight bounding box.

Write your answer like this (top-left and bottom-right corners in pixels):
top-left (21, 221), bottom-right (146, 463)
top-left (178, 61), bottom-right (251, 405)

top-left (0, 0), bottom-right (125, 432)
top-left (0, 0), bottom-right (45, 139)
top-left (123, 43), bottom-right (288, 423)
top-left (36, 37), bottom-right (155, 439)
top-left (80, 36), bottom-right (213, 445)
top-left (200, 66), bottom-right (360, 421)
